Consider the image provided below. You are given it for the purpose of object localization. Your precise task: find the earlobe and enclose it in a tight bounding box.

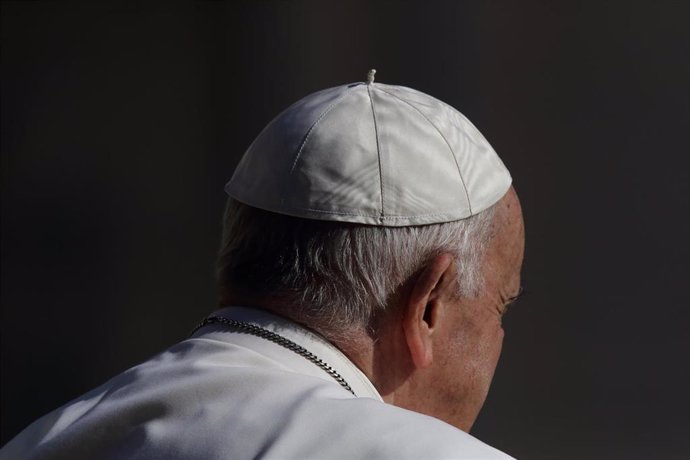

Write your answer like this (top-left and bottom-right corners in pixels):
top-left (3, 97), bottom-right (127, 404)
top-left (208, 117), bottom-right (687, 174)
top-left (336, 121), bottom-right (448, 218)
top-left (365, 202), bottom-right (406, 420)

top-left (402, 253), bottom-right (455, 369)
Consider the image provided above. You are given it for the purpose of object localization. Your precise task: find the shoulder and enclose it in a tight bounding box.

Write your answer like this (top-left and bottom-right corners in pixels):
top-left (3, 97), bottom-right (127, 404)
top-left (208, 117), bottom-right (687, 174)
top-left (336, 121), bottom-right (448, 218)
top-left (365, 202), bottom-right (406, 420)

top-left (296, 396), bottom-right (514, 460)
top-left (2, 337), bottom-right (514, 460)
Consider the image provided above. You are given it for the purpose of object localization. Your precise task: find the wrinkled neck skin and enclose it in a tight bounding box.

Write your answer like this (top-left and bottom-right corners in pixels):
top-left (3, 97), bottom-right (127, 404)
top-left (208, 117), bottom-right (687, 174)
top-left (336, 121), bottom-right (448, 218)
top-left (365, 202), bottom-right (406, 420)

top-left (219, 292), bottom-right (375, 357)
top-left (220, 293), bottom-right (418, 408)
top-left (221, 289), bottom-right (478, 432)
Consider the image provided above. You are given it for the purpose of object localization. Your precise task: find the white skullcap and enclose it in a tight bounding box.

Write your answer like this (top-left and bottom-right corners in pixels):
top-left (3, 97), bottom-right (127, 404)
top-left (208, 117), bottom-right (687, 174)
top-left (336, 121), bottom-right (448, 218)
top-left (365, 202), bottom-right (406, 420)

top-left (226, 71), bottom-right (511, 226)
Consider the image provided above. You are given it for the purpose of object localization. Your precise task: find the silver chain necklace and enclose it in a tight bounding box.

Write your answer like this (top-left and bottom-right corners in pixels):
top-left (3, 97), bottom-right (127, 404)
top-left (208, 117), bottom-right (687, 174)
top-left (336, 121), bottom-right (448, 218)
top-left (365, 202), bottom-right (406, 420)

top-left (190, 316), bottom-right (356, 397)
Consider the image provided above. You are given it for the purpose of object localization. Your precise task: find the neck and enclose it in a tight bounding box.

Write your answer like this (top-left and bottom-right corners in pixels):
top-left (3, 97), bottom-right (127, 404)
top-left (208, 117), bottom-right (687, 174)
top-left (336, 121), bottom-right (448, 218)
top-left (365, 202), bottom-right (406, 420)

top-left (222, 294), bottom-right (378, 371)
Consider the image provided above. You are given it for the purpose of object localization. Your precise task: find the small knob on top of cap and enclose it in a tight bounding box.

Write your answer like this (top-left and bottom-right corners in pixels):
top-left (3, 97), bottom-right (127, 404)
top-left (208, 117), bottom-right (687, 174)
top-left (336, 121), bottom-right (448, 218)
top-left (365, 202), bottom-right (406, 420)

top-left (366, 69), bottom-right (376, 84)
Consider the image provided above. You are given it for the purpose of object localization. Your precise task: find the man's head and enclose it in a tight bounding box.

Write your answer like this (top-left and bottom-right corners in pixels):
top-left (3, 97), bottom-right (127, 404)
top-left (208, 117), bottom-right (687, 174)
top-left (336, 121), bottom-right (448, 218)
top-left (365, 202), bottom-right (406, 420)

top-left (216, 186), bottom-right (524, 431)
top-left (372, 186), bottom-right (524, 431)
top-left (216, 73), bottom-right (524, 431)
top-left (216, 194), bottom-right (499, 341)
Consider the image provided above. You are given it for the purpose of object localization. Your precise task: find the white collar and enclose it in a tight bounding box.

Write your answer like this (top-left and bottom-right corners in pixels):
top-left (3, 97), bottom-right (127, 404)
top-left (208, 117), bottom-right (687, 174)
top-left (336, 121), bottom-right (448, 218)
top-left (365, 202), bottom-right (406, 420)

top-left (194, 306), bottom-right (383, 401)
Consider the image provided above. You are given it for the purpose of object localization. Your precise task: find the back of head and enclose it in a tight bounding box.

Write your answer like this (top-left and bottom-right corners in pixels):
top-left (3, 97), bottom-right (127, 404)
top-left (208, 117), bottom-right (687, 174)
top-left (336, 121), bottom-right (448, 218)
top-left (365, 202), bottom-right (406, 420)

top-left (217, 71), bottom-right (511, 341)
top-left (217, 198), bottom-right (498, 341)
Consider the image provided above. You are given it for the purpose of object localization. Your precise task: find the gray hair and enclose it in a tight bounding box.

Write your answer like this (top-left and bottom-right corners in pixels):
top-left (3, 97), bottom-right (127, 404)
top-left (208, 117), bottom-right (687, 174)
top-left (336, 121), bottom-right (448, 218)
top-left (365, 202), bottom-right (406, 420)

top-left (216, 198), bottom-right (497, 339)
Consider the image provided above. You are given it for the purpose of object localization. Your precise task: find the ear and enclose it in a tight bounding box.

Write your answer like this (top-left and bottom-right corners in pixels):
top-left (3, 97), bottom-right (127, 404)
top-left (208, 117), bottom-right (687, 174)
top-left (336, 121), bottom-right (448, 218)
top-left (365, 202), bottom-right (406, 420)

top-left (402, 253), bottom-right (456, 369)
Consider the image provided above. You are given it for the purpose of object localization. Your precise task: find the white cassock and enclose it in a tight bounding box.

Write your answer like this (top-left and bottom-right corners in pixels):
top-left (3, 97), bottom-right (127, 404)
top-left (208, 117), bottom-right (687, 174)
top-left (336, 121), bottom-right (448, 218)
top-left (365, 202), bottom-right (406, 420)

top-left (1, 307), bottom-right (514, 459)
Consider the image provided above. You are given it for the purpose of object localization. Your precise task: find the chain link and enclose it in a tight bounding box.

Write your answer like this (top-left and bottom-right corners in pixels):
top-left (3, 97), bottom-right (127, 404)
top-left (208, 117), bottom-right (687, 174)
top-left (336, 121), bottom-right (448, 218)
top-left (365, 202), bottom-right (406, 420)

top-left (190, 317), bottom-right (356, 396)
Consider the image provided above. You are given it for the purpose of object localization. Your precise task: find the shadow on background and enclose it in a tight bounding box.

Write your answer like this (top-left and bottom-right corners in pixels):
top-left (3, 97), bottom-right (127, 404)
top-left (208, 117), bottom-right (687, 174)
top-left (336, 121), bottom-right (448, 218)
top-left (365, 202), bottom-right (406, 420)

top-left (2, 1), bottom-right (689, 458)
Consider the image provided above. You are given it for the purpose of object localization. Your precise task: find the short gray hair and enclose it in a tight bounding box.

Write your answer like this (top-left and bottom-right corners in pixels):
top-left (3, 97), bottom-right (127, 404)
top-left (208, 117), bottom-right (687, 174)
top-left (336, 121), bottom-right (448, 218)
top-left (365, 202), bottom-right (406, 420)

top-left (217, 198), bottom-right (497, 338)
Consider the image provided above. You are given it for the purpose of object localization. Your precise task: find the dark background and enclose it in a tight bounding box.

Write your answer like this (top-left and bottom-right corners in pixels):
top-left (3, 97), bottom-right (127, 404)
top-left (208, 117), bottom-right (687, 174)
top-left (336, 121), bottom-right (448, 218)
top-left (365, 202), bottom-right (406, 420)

top-left (2, 1), bottom-right (689, 458)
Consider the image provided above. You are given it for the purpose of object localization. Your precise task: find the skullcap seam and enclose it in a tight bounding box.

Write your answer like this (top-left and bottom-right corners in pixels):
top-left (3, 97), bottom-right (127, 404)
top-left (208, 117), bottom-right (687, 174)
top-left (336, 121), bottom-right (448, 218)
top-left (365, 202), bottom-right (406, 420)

top-left (238, 201), bottom-right (468, 219)
top-left (366, 85), bottom-right (385, 219)
top-left (374, 86), bottom-right (473, 215)
top-left (289, 90), bottom-right (352, 174)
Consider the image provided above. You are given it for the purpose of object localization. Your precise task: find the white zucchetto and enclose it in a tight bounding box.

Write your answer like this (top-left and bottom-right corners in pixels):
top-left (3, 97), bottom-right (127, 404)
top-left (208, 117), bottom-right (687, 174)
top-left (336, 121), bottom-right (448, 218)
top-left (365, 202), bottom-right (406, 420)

top-left (226, 72), bottom-right (511, 226)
